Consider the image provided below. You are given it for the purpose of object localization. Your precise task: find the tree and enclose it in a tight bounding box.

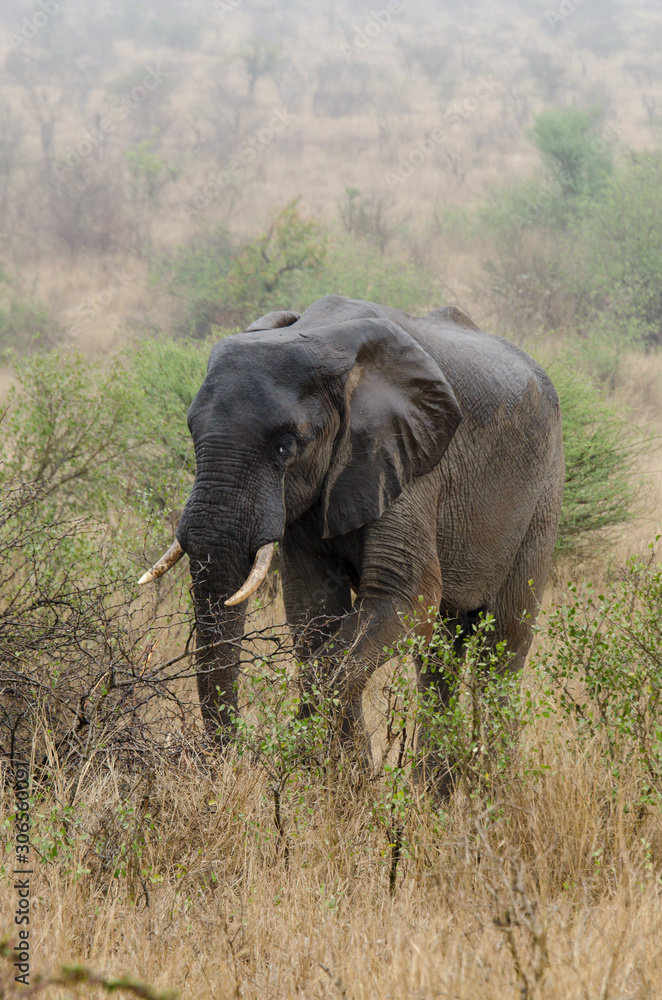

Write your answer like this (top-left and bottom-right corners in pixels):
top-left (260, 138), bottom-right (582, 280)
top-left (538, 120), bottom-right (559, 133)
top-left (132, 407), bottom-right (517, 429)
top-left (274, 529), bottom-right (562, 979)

top-left (224, 201), bottom-right (327, 317)
top-left (529, 105), bottom-right (613, 220)
top-left (237, 39), bottom-right (282, 100)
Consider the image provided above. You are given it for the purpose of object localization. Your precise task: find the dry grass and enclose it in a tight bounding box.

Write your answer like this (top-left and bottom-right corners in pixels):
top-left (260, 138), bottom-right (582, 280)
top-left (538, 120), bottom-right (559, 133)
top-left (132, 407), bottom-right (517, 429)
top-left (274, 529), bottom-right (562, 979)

top-left (2, 705), bottom-right (662, 1000)
top-left (2, 571), bottom-right (662, 1000)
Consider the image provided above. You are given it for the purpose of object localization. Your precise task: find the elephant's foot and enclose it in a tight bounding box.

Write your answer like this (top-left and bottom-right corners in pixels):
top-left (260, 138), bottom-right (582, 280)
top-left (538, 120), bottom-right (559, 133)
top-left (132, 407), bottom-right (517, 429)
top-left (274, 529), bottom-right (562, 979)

top-left (200, 711), bottom-right (237, 752)
top-left (337, 696), bottom-right (373, 778)
top-left (296, 688), bottom-right (373, 778)
top-left (412, 749), bottom-right (458, 802)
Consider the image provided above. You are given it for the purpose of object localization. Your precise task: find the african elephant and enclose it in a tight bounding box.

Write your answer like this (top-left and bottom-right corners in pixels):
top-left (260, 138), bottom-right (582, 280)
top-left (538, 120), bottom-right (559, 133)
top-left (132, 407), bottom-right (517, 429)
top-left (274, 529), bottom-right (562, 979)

top-left (140, 295), bottom-right (564, 785)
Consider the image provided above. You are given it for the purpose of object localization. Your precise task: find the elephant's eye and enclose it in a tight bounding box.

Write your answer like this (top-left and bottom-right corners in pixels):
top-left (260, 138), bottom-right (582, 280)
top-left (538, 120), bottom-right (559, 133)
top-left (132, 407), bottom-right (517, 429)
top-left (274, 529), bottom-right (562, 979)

top-left (277, 434), bottom-right (298, 462)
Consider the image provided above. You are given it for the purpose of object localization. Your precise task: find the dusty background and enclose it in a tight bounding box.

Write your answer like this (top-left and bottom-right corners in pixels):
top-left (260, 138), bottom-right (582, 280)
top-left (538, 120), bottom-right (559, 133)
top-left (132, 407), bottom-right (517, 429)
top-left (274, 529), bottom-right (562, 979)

top-left (0, 0), bottom-right (660, 348)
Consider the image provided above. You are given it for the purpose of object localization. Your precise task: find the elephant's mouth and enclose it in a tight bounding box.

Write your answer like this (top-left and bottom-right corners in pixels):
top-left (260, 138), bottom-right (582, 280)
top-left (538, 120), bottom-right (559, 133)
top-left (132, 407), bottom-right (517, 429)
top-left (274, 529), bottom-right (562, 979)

top-left (138, 539), bottom-right (276, 607)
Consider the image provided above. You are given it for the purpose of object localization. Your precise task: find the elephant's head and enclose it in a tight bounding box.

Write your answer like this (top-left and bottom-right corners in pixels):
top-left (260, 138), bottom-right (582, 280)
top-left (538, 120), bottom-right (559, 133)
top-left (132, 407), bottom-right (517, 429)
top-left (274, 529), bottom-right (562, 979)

top-left (140, 312), bottom-right (462, 736)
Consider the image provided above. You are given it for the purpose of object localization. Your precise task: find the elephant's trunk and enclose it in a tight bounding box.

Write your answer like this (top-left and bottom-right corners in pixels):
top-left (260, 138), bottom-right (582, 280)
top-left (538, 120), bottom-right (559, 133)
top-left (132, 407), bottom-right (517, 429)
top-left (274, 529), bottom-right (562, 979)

top-left (149, 448), bottom-right (285, 741)
top-left (180, 512), bottom-right (282, 743)
top-left (137, 537), bottom-right (246, 739)
top-left (191, 574), bottom-right (246, 742)
top-left (183, 536), bottom-right (257, 742)
top-left (189, 543), bottom-right (276, 739)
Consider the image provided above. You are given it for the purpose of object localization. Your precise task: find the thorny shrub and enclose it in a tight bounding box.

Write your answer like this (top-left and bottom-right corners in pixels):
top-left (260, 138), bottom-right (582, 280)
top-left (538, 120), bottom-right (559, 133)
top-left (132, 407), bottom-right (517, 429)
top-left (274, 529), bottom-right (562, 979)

top-left (0, 478), bottom-right (197, 768)
top-left (533, 542), bottom-right (662, 808)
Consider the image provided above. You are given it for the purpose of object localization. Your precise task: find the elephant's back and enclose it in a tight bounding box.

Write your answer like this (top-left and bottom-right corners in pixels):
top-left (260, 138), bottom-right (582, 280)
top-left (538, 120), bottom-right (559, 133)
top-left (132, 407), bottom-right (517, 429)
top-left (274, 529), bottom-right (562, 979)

top-left (295, 295), bottom-right (560, 427)
top-left (389, 304), bottom-right (560, 429)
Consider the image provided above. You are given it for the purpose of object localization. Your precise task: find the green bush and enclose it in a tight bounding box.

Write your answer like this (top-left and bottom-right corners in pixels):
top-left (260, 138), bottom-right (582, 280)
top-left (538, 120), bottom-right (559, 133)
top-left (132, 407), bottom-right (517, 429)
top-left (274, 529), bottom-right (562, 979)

top-left (477, 105), bottom-right (616, 346)
top-left (224, 202), bottom-right (327, 320)
top-left (533, 546), bottom-right (662, 805)
top-left (549, 359), bottom-right (645, 556)
top-left (562, 152), bottom-right (662, 348)
top-left (410, 611), bottom-right (521, 798)
top-left (0, 339), bottom-right (209, 573)
top-left (0, 300), bottom-right (60, 358)
top-left (154, 203), bottom-right (326, 336)
top-left (153, 230), bottom-right (236, 337)
top-left (293, 235), bottom-right (435, 315)
top-left (0, 267), bottom-right (61, 359)
top-left (1, 352), bottom-right (143, 519)
top-left (480, 143), bottom-right (662, 363)
top-left (0, 340), bottom-right (210, 758)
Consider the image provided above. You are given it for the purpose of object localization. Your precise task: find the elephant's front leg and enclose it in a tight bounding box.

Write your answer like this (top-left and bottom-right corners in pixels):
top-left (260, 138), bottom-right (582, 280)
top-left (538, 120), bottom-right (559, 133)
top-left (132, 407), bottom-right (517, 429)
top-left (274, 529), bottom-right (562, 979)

top-left (281, 490), bottom-right (443, 766)
top-left (291, 588), bottom-right (441, 770)
top-left (313, 593), bottom-right (438, 762)
top-left (326, 488), bottom-right (444, 763)
top-left (279, 532), bottom-right (354, 706)
top-left (279, 530), bottom-right (378, 763)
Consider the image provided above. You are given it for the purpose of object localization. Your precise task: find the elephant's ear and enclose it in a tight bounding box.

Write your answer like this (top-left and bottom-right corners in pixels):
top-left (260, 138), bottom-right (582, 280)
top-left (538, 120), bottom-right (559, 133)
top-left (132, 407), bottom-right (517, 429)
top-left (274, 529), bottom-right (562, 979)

top-left (312, 318), bottom-right (463, 538)
top-left (246, 310), bottom-right (300, 331)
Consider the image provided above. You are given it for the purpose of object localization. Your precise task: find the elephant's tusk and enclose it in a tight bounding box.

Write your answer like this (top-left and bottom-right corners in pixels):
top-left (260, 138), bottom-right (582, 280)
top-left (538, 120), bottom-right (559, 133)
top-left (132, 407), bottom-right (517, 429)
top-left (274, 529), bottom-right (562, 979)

top-left (138, 539), bottom-right (185, 585)
top-left (225, 543), bottom-right (276, 606)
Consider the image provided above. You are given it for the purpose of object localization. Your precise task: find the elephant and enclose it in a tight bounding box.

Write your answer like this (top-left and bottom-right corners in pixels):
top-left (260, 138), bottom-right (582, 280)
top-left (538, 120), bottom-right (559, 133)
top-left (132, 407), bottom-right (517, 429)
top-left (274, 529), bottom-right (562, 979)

top-left (140, 295), bottom-right (564, 787)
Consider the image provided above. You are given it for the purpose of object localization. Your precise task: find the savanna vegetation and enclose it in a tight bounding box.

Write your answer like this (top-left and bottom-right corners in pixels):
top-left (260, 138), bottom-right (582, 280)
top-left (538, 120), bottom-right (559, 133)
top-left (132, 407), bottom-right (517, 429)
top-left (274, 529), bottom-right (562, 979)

top-left (1, 0), bottom-right (662, 997)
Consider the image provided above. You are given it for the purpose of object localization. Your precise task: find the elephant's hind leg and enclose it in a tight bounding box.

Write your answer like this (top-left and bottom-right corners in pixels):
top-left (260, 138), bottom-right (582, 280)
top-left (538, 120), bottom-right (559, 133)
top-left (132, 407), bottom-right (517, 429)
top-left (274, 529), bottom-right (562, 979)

top-left (466, 486), bottom-right (561, 777)
top-left (413, 600), bottom-right (524, 798)
top-left (491, 482), bottom-right (560, 677)
top-left (413, 485), bottom-right (560, 797)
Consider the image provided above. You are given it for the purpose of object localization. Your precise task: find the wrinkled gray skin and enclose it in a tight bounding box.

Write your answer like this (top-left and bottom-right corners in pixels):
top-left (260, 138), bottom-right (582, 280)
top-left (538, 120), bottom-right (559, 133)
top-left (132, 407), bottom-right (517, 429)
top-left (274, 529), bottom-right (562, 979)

top-left (176, 295), bottom-right (564, 789)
